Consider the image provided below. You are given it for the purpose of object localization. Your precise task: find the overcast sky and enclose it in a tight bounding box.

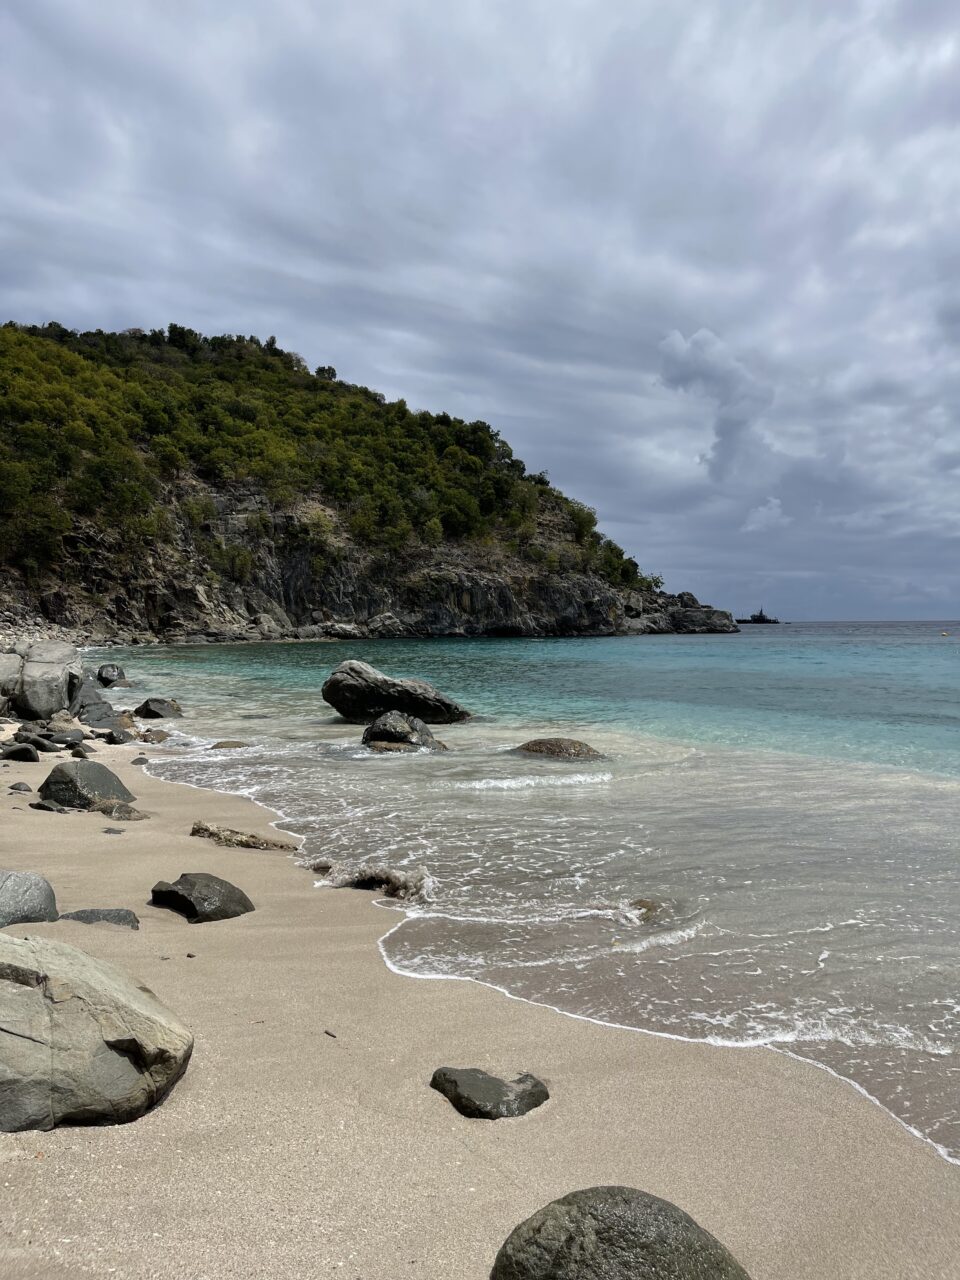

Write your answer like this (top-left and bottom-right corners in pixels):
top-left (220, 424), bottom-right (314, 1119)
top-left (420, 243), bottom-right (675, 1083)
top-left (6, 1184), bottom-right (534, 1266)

top-left (3, 1), bottom-right (959, 618)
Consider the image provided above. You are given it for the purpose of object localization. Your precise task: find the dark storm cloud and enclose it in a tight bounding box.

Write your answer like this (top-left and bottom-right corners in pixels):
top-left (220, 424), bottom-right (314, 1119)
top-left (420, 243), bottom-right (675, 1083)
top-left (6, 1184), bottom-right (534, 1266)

top-left (2, 0), bottom-right (959, 618)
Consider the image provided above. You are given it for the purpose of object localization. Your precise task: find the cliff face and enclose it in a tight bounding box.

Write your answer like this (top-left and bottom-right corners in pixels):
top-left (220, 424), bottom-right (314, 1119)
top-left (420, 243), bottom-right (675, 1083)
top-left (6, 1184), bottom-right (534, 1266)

top-left (0, 483), bottom-right (737, 644)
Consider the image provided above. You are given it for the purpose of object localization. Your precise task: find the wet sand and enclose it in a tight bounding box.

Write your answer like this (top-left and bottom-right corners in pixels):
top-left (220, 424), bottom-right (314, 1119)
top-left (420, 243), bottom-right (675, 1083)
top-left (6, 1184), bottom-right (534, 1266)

top-left (2, 742), bottom-right (959, 1279)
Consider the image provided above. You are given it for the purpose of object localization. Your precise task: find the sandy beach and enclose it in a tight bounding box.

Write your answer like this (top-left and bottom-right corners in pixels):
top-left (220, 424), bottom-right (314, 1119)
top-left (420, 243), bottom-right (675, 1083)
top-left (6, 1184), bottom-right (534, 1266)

top-left (2, 740), bottom-right (959, 1280)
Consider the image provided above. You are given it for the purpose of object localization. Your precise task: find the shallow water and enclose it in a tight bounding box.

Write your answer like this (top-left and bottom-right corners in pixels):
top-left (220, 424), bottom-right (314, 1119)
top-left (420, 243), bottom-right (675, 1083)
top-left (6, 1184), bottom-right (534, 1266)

top-left (98, 622), bottom-right (960, 1162)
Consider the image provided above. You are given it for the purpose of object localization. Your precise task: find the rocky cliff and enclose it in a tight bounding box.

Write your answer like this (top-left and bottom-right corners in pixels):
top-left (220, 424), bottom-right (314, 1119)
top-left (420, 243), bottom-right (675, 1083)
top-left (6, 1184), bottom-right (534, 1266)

top-left (0, 481), bottom-right (736, 645)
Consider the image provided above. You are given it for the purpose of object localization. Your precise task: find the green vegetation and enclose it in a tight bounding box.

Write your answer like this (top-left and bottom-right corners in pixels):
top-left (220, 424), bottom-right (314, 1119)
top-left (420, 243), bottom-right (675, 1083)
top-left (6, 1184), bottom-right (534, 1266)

top-left (0, 322), bottom-right (653, 588)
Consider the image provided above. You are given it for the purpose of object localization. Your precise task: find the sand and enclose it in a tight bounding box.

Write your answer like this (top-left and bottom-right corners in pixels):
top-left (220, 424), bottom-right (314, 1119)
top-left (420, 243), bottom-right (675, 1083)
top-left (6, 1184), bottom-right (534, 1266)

top-left (2, 740), bottom-right (959, 1280)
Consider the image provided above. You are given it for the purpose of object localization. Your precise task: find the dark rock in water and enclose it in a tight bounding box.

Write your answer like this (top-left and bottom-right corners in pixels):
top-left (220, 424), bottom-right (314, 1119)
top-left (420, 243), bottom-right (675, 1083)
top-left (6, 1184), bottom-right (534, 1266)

top-left (312, 859), bottom-right (433, 902)
top-left (151, 872), bottom-right (254, 923)
top-left (321, 660), bottom-right (471, 724)
top-left (515, 738), bottom-right (604, 761)
top-left (97, 663), bottom-right (126, 687)
top-left (2, 743), bottom-right (39, 763)
top-left (60, 908), bottom-right (140, 930)
top-left (134, 698), bottom-right (182, 720)
top-left (9, 781), bottom-right (32, 792)
top-left (140, 729), bottom-right (171, 744)
top-left (0, 934), bottom-right (192, 1131)
top-left (209, 740), bottom-right (250, 750)
top-left (361, 710), bottom-right (448, 753)
top-left (106, 728), bottom-right (136, 745)
top-left (0, 869), bottom-right (58, 928)
top-left (430, 1067), bottom-right (549, 1120)
top-left (490, 1185), bottom-right (752, 1280)
top-left (38, 760), bottom-right (135, 810)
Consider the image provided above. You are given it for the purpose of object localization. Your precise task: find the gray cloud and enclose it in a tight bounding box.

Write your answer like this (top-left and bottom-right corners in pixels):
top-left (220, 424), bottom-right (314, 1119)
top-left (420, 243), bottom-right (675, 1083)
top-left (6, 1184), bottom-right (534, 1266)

top-left (2, 0), bottom-right (959, 618)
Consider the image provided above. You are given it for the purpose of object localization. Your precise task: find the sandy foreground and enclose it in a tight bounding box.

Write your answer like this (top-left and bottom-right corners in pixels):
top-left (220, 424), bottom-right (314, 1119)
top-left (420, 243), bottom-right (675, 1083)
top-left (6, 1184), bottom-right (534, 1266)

top-left (1, 741), bottom-right (959, 1280)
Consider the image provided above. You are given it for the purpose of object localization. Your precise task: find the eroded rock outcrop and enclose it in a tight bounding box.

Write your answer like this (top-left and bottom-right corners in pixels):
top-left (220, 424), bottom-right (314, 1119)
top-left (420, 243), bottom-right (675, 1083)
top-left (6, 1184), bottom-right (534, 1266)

top-left (0, 934), bottom-right (193, 1131)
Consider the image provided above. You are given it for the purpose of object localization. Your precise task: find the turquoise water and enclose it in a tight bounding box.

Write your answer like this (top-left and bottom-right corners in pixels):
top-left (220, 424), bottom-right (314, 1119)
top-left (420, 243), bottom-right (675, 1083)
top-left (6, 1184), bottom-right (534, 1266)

top-left (101, 621), bottom-right (960, 1162)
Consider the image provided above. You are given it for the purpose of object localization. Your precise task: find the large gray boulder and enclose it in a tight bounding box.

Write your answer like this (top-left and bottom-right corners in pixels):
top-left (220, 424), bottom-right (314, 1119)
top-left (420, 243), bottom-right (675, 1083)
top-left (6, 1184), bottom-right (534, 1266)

top-left (490, 1186), bottom-right (751, 1280)
top-left (361, 710), bottom-right (448, 752)
top-left (322, 660), bottom-right (471, 724)
top-left (38, 761), bottom-right (135, 810)
top-left (0, 643), bottom-right (83, 720)
top-left (430, 1067), bottom-right (548, 1119)
top-left (0, 871), bottom-right (58, 929)
top-left (0, 934), bottom-right (193, 1131)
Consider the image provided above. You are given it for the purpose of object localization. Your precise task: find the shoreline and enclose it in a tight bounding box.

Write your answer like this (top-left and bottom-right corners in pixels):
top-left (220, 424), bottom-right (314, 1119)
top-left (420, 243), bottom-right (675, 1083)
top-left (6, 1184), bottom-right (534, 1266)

top-left (3, 739), bottom-right (960, 1278)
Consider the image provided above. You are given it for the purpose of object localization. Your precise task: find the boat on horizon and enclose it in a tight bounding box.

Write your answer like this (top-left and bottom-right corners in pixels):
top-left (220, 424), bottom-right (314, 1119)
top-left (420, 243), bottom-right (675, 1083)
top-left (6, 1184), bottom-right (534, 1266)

top-left (735, 607), bottom-right (781, 624)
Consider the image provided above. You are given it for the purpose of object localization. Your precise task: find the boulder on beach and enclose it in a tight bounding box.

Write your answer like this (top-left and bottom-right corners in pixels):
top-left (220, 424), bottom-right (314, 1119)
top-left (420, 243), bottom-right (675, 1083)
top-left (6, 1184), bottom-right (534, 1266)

top-left (0, 642), bottom-right (83, 721)
top-left (151, 872), bottom-right (255, 923)
top-left (13, 731), bottom-right (62, 753)
top-left (38, 760), bottom-right (135, 811)
top-left (0, 934), bottom-right (192, 1131)
top-left (490, 1185), bottom-right (752, 1280)
top-left (60, 908), bottom-right (140, 930)
top-left (430, 1067), bottom-right (549, 1120)
top-left (361, 710), bottom-right (448, 752)
top-left (1, 742), bottom-right (40, 763)
top-left (515, 738), bottom-right (604, 761)
top-left (321, 659), bottom-right (471, 724)
top-left (134, 698), bottom-right (182, 720)
top-left (0, 870), bottom-right (58, 929)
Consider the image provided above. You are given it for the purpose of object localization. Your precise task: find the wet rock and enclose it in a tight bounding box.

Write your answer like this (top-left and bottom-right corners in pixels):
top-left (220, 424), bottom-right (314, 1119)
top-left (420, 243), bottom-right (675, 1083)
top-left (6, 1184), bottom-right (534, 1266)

top-left (189, 820), bottom-right (295, 851)
top-left (361, 711), bottom-right (448, 753)
top-left (140, 729), bottom-right (170, 744)
top-left (309, 859), bottom-right (434, 902)
top-left (0, 934), bottom-right (192, 1130)
top-left (209, 740), bottom-right (250, 749)
top-left (134, 698), bottom-right (182, 719)
top-left (151, 872), bottom-right (255, 923)
top-left (515, 738), bottom-right (604, 761)
top-left (60, 908), bottom-right (140, 930)
top-left (96, 663), bottom-right (126, 687)
top-left (106, 728), bottom-right (136, 745)
top-left (0, 870), bottom-right (58, 928)
top-left (38, 761), bottom-right (135, 811)
top-left (1, 743), bottom-right (39, 763)
top-left (321, 659), bottom-right (471, 724)
top-left (490, 1185), bottom-right (752, 1280)
top-left (430, 1067), bottom-right (549, 1120)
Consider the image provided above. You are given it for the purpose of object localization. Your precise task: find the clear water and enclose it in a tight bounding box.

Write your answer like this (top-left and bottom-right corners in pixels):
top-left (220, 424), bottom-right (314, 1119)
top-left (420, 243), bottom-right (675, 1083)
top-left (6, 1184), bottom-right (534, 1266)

top-left (98, 622), bottom-right (960, 1162)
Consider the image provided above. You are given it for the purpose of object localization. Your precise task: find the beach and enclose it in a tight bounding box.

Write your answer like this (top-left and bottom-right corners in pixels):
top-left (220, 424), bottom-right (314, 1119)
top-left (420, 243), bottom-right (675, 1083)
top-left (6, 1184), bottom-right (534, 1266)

top-left (2, 740), bottom-right (960, 1280)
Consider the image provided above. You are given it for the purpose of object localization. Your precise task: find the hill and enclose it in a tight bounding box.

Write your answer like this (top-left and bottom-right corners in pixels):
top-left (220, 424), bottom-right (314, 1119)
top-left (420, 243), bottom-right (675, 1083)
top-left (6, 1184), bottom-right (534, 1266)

top-left (0, 323), bottom-right (736, 642)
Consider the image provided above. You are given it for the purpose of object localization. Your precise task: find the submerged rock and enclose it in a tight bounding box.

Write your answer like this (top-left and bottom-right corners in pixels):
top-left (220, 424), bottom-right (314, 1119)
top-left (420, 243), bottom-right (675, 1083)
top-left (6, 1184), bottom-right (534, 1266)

top-left (0, 934), bottom-right (192, 1131)
top-left (134, 698), bottom-right (183, 719)
top-left (490, 1185), bottom-right (752, 1280)
top-left (307, 858), bottom-right (434, 902)
top-left (430, 1067), bottom-right (549, 1120)
top-left (38, 761), bottom-right (135, 811)
top-left (321, 659), bottom-right (471, 724)
top-left (151, 872), bottom-right (255, 923)
top-left (361, 710), bottom-right (448, 753)
top-left (515, 738), bottom-right (604, 761)
top-left (209, 740), bottom-right (250, 750)
top-left (0, 870), bottom-right (58, 928)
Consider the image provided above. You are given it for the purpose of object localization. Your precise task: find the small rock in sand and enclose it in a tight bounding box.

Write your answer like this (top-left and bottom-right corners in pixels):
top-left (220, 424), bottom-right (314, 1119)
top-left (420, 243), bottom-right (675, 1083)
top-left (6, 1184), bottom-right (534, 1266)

top-left (430, 1067), bottom-right (549, 1120)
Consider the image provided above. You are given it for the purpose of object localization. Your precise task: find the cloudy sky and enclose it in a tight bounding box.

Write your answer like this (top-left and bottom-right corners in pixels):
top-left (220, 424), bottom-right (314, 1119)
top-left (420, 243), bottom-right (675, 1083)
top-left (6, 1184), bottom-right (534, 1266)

top-left (3, 1), bottom-right (959, 618)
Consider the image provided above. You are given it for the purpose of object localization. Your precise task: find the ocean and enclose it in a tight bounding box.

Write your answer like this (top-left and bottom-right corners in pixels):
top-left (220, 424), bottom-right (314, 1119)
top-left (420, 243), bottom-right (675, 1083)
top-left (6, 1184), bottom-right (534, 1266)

top-left (97, 621), bottom-right (960, 1163)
